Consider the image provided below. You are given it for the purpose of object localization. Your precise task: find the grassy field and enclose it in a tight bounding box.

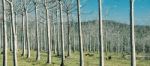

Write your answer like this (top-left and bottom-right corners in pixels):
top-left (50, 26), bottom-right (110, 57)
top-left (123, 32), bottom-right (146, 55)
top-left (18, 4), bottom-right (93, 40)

top-left (0, 50), bottom-right (150, 66)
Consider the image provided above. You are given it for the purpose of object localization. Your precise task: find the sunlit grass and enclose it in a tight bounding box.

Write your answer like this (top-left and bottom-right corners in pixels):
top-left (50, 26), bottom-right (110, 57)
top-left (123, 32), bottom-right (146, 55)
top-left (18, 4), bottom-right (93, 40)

top-left (0, 50), bottom-right (150, 66)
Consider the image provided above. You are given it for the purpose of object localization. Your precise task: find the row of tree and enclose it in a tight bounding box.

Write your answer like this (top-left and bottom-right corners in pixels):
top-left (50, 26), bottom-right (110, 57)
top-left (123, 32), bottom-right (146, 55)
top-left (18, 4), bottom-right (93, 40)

top-left (0, 0), bottom-right (142, 66)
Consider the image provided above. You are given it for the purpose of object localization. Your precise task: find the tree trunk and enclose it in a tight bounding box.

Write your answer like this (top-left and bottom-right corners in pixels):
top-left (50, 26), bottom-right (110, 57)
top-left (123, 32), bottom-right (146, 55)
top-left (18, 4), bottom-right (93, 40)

top-left (53, 25), bottom-right (57, 54)
top-left (98, 0), bottom-right (104, 66)
top-left (21, 13), bottom-right (26, 56)
top-left (67, 12), bottom-right (71, 57)
top-left (2, 0), bottom-right (8, 66)
top-left (89, 34), bottom-right (91, 52)
top-left (59, 1), bottom-right (65, 66)
top-left (35, 3), bottom-right (40, 61)
top-left (77, 0), bottom-right (84, 66)
top-left (25, 9), bottom-right (30, 58)
top-left (43, 25), bottom-right (46, 51)
top-left (0, 25), bottom-right (2, 49)
top-left (40, 25), bottom-right (43, 51)
top-left (1, 24), bottom-right (3, 49)
top-left (45, 0), bottom-right (51, 64)
top-left (73, 34), bottom-right (76, 52)
top-left (10, 26), bottom-right (13, 51)
top-left (10, 2), bottom-right (18, 66)
top-left (56, 9), bottom-right (60, 56)
top-left (130, 0), bottom-right (136, 66)
top-left (14, 12), bottom-right (18, 50)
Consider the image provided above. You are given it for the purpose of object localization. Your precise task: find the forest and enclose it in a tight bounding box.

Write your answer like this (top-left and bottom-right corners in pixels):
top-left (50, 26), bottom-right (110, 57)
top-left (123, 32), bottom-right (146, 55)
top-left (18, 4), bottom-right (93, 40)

top-left (0, 0), bottom-right (150, 66)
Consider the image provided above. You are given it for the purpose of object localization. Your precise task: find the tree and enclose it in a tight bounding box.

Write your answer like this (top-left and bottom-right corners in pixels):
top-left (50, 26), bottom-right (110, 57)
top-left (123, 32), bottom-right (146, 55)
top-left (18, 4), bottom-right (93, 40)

top-left (98, 0), bottom-right (104, 66)
top-left (6, 0), bottom-right (18, 66)
top-left (2, 0), bottom-right (8, 66)
top-left (62, 0), bottom-right (75, 57)
top-left (56, 8), bottom-right (60, 56)
top-left (33, 0), bottom-right (40, 61)
top-left (44, 0), bottom-right (51, 64)
top-left (21, 1), bottom-right (26, 56)
top-left (77, 0), bottom-right (84, 66)
top-left (24, 0), bottom-right (30, 58)
top-left (130, 0), bottom-right (136, 66)
top-left (22, 0), bottom-right (35, 58)
top-left (59, 0), bottom-right (65, 66)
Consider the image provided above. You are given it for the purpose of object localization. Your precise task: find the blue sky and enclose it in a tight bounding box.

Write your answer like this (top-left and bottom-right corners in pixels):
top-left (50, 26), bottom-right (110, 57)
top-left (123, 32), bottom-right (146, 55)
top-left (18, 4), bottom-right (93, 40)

top-left (81, 0), bottom-right (150, 25)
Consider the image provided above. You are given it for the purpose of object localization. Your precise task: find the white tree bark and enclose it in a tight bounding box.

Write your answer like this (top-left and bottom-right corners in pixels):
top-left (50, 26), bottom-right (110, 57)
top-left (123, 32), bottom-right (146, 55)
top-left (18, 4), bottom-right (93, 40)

top-left (44, 0), bottom-right (51, 64)
top-left (98, 0), bottom-right (104, 66)
top-left (77, 0), bottom-right (84, 66)
top-left (0, 23), bottom-right (3, 49)
top-left (130, 0), bottom-right (136, 66)
top-left (67, 12), bottom-right (71, 56)
top-left (21, 12), bottom-right (26, 56)
top-left (7, 1), bottom-right (18, 66)
top-left (2, 0), bottom-right (8, 66)
top-left (56, 9), bottom-right (60, 56)
top-left (10, 25), bottom-right (13, 51)
top-left (34, 0), bottom-right (40, 61)
top-left (59, 0), bottom-right (65, 66)
top-left (24, 0), bottom-right (30, 58)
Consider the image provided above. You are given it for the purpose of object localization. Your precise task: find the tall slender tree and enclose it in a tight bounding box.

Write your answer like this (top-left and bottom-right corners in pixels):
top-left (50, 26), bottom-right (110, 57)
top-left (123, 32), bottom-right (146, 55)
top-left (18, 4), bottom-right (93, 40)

top-left (77, 0), bottom-right (84, 66)
top-left (24, 0), bottom-right (30, 58)
top-left (59, 0), bottom-right (65, 66)
top-left (33, 0), bottom-right (40, 61)
top-left (56, 8), bottom-right (60, 56)
top-left (2, 0), bottom-right (8, 66)
top-left (130, 0), bottom-right (136, 66)
top-left (62, 0), bottom-right (75, 57)
top-left (66, 3), bottom-right (71, 57)
top-left (6, 0), bottom-right (18, 66)
top-left (21, 12), bottom-right (26, 56)
top-left (44, 0), bottom-right (51, 64)
top-left (19, 0), bottom-right (25, 56)
top-left (98, 0), bottom-right (104, 66)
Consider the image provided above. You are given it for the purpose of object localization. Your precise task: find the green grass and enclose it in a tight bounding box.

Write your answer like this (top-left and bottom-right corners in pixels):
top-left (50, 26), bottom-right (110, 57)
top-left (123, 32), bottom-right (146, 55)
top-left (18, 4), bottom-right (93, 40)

top-left (0, 50), bottom-right (150, 66)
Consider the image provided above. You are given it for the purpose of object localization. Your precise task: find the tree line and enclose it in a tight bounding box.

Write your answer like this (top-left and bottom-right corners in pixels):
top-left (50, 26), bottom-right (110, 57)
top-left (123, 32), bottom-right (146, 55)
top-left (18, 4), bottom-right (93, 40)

top-left (0, 0), bottom-right (149, 66)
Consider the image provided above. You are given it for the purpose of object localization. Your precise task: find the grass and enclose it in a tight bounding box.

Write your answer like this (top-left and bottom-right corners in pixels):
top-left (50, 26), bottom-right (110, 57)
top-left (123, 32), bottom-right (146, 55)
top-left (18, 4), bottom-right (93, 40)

top-left (0, 50), bottom-right (150, 66)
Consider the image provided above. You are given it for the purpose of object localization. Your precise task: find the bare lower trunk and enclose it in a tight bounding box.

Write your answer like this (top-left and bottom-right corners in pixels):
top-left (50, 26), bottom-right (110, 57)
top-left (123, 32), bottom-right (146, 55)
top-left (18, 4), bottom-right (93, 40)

top-left (130, 0), bottom-right (136, 66)
top-left (43, 25), bottom-right (46, 51)
top-left (22, 13), bottom-right (26, 56)
top-left (56, 9), bottom-right (60, 56)
top-left (53, 26), bottom-right (57, 54)
top-left (2, 0), bottom-right (8, 66)
top-left (57, 28), bottom-right (60, 56)
top-left (89, 34), bottom-right (91, 52)
top-left (98, 0), bottom-right (104, 66)
top-left (10, 2), bottom-right (18, 66)
top-left (25, 10), bottom-right (30, 58)
top-left (59, 1), bottom-right (65, 66)
top-left (0, 26), bottom-right (2, 49)
top-left (45, 0), bottom-right (51, 63)
top-left (67, 12), bottom-right (71, 57)
top-left (14, 12), bottom-right (18, 50)
top-left (35, 4), bottom-right (40, 61)
top-left (73, 34), bottom-right (76, 52)
top-left (77, 0), bottom-right (84, 66)
top-left (0, 23), bottom-right (3, 49)
top-left (10, 27), bottom-right (13, 51)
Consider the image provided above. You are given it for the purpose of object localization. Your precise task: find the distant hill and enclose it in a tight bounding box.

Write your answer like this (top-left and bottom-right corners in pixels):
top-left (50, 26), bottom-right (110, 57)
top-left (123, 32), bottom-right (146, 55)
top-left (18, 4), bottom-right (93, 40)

top-left (69, 20), bottom-right (150, 53)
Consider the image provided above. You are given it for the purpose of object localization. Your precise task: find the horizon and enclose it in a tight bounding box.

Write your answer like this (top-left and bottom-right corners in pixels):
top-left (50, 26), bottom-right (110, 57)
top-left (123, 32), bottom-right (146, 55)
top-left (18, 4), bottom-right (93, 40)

top-left (81, 0), bottom-right (150, 25)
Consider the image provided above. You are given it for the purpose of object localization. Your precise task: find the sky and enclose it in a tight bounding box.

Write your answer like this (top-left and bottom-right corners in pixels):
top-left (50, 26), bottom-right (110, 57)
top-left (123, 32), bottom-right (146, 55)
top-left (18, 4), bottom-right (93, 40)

top-left (0, 0), bottom-right (149, 25)
top-left (81, 0), bottom-right (150, 25)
